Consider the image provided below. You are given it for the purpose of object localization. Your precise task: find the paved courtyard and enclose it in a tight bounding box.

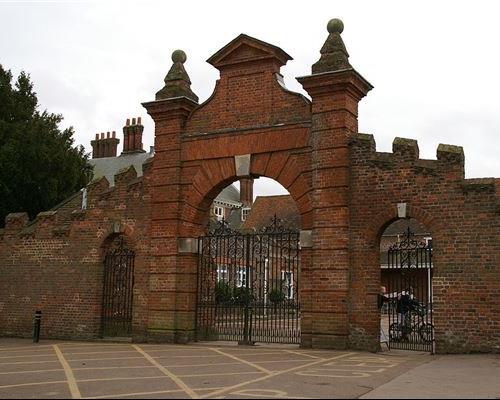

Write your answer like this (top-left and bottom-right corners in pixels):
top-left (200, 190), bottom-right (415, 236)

top-left (0, 338), bottom-right (498, 399)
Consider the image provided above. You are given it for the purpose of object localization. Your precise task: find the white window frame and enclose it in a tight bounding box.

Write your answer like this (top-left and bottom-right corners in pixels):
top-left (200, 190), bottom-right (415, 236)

top-left (241, 207), bottom-right (251, 222)
top-left (281, 270), bottom-right (294, 299)
top-left (214, 206), bottom-right (224, 221)
top-left (236, 266), bottom-right (248, 288)
top-left (217, 265), bottom-right (228, 282)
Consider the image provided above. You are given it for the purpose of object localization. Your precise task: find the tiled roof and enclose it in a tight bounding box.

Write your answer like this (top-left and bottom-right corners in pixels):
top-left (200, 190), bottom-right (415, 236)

top-left (242, 195), bottom-right (299, 231)
top-left (89, 152), bottom-right (153, 186)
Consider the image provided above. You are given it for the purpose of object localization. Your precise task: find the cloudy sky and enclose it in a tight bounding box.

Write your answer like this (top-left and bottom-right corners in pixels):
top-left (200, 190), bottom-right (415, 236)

top-left (1, 0), bottom-right (499, 196)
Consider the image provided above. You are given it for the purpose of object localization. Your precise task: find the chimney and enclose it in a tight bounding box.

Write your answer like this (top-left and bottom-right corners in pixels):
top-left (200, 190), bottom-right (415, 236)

top-left (122, 117), bottom-right (145, 155)
top-left (239, 178), bottom-right (254, 207)
top-left (91, 131), bottom-right (119, 159)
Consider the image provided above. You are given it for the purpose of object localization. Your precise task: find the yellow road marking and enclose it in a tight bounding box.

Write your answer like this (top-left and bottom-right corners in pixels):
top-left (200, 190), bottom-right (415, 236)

top-left (60, 350), bottom-right (139, 356)
top-left (283, 350), bottom-right (324, 360)
top-left (66, 356), bottom-right (144, 362)
top-left (84, 387), bottom-right (227, 399)
top-left (77, 376), bottom-right (165, 383)
top-left (0, 380), bottom-right (67, 389)
top-left (0, 344), bottom-right (58, 352)
top-left (0, 353), bottom-right (60, 359)
top-left (132, 344), bottom-right (199, 399)
top-left (0, 368), bottom-right (63, 375)
top-left (209, 348), bottom-right (272, 374)
top-left (73, 365), bottom-right (157, 371)
top-left (201, 352), bottom-right (357, 399)
top-left (0, 360), bottom-right (60, 366)
top-left (178, 371), bottom-right (264, 378)
top-left (53, 344), bottom-right (82, 399)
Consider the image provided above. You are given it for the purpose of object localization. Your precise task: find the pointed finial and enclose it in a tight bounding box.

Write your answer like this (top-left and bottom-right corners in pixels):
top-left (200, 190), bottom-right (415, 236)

top-left (312, 18), bottom-right (352, 74)
top-left (155, 49), bottom-right (199, 102)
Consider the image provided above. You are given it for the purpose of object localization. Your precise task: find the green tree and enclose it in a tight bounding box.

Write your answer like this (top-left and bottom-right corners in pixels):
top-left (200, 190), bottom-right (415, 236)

top-left (0, 64), bottom-right (91, 226)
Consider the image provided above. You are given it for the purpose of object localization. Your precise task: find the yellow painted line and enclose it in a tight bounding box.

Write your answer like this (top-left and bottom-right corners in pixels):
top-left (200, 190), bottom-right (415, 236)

top-left (0, 344), bottom-right (57, 351)
top-left (283, 350), bottom-right (324, 360)
top-left (73, 365), bottom-right (157, 371)
top-left (0, 368), bottom-right (63, 375)
top-left (61, 350), bottom-right (139, 356)
top-left (66, 356), bottom-right (145, 362)
top-left (77, 376), bottom-right (165, 383)
top-left (84, 389), bottom-right (184, 399)
top-left (0, 360), bottom-right (60, 366)
top-left (0, 353), bottom-right (60, 359)
top-left (162, 361), bottom-right (241, 368)
top-left (251, 358), bottom-right (316, 364)
top-left (178, 371), bottom-right (264, 378)
top-left (132, 344), bottom-right (198, 399)
top-left (200, 352), bottom-right (357, 399)
top-left (0, 380), bottom-right (67, 389)
top-left (53, 344), bottom-right (82, 399)
top-left (83, 387), bottom-right (227, 399)
top-left (209, 348), bottom-right (272, 374)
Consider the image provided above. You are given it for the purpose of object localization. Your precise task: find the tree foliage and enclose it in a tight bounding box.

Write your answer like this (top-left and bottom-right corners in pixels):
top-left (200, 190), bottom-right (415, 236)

top-left (0, 64), bottom-right (91, 226)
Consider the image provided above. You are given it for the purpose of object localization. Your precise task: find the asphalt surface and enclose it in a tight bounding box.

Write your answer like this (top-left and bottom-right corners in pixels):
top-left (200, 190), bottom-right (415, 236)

top-left (0, 338), bottom-right (497, 399)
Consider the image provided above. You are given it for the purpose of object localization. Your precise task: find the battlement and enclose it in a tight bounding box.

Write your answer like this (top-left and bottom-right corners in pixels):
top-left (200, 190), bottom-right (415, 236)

top-left (350, 133), bottom-right (466, 177)
top-left (1, 156), bottom-right (153, 242)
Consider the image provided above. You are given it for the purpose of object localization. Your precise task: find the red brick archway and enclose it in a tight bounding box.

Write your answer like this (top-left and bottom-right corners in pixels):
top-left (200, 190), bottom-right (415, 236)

top-left (143, 28), bottom-right (372, 347)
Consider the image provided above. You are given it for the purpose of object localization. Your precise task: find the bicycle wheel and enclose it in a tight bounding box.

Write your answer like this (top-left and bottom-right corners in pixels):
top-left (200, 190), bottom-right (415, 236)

top-left (418, 323), bottom-right (434, 343)
top-left (389, 323), bottom-right (403, 342)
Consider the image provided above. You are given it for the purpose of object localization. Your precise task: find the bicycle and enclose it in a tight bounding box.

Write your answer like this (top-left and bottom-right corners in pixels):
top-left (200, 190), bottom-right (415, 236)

top-left (389, 302), bottom-right (434, 344)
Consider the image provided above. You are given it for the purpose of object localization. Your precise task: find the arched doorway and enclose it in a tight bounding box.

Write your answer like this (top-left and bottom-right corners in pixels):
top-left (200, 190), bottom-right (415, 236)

top-left (196, 179), bottom-right (302, 344)
top-left (380, 218), bottom-right (434, 353)
top-left (101, 235), bottom-right (135, 337)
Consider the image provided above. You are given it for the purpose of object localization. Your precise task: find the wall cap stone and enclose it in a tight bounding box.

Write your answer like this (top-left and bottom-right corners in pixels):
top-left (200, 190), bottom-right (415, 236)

top-left (178, 237), bottom-right (199, 253)
top-left (300, 230), bottom-right (313, 248)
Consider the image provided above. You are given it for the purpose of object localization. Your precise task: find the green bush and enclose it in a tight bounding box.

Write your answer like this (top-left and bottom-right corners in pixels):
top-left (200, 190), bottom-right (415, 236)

top-left (215, 281), bottom-right (233, 304)
top-left (269, 288), bottom-right (286, 305)
top-left (233, 286), bottom-right (254, 306)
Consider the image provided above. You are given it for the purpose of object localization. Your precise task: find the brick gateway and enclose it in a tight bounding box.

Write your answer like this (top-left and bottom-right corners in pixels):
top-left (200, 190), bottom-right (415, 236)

top-left (0, 19), bottom-right (498, 353)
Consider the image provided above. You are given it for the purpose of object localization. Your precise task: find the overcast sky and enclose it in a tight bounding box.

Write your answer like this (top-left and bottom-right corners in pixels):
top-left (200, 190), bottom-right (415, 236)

top-left (1, 0), bottom-right (499, 197)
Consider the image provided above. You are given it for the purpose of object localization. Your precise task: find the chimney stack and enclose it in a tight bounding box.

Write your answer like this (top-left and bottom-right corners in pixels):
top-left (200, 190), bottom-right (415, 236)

top-left (239, 178), bottom-right (254, 207)
top-left (122, 116), bottom-right (145, 155)
top-left (91, 130), bottom-right (120, 159)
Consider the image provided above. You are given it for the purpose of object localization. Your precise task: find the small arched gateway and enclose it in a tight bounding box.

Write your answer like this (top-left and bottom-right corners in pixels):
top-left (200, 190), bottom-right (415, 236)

top-left (101, 234), bottom-right (135, 337)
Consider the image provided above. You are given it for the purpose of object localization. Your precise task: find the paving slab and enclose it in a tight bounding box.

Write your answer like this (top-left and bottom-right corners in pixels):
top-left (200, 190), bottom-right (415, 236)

top-left (360, 354), bottom-right (500, 399)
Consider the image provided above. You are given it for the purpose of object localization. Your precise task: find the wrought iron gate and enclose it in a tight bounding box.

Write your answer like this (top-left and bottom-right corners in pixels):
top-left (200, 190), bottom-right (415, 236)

top-left (385, 227), bottom-right (434, 352)
top-left (197, 218), bottom-right (300, 344)
top-left (101, 237), bottom-right (135, 337)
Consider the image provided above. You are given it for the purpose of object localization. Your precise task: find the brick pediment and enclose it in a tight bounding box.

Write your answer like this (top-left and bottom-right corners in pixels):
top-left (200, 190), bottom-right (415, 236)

top-left (207, 34), bottom-right (292, 69)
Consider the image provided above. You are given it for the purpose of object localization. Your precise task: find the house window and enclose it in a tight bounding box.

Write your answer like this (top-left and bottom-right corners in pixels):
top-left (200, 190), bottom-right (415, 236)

top-left (214, 206), bottom-right (224, 221)
top-left (281, 271), bottom-right (294, 299)
top-left (236, 266), bottom-right (248, 287)
top-left (217, 265), bottom-right (228, 282)
top-left (241, 207), bottom-right (251, 222)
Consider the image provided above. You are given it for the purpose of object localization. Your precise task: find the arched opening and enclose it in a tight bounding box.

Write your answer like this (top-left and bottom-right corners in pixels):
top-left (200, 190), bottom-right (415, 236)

top-left (196, 177), bottom-right (302, 345)
top-left (101, 234), bottom-right (135, 338)
top-left (379, 218), bottom-right (434, 353)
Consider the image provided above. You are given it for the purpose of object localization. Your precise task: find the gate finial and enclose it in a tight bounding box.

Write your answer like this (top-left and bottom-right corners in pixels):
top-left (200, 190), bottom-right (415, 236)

top-left (156, 50), bottom-right (199, 102)
top-left (312, 18), bottom-right (352, 74)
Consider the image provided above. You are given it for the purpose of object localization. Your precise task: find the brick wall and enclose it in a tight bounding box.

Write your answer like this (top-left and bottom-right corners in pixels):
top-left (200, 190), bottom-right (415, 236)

top-left (0, 163), bottom-right (152, 340)
top-left (349, 134), bottom-right (500, 353)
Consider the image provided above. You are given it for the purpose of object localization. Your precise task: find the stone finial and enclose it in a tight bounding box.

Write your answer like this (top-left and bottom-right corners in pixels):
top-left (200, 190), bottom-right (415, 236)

top-left (312, 18), bottom-right (352, 74)
top-left (155, 50), bottom-right (199, 102)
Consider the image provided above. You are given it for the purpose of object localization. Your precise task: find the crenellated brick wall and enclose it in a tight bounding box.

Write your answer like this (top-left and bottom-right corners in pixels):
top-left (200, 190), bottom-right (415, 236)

top-left (0, 162), bottom-right (153, 340)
